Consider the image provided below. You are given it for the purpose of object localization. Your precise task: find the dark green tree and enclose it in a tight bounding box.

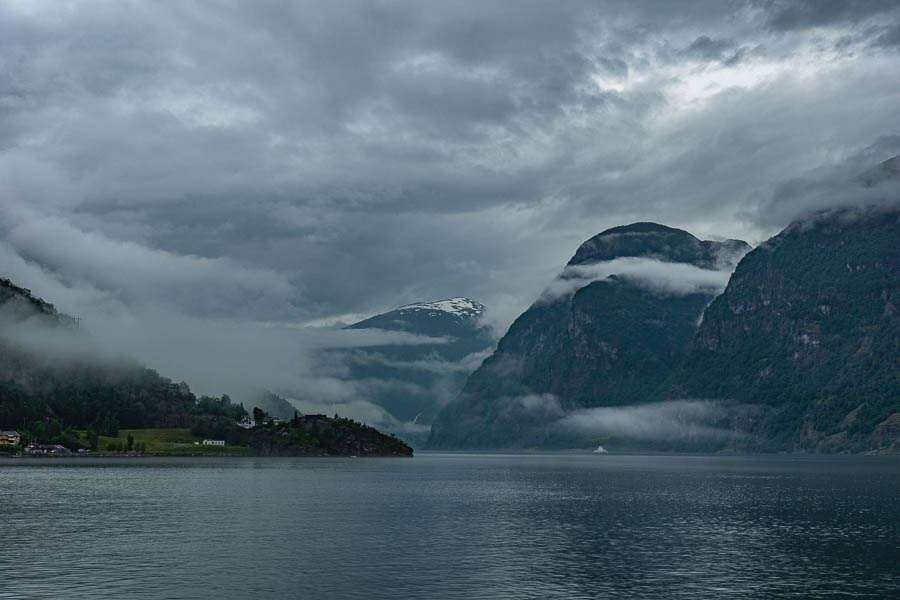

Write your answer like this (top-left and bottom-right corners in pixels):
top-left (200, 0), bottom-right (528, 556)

top-left (50, 427), bottom-right (81, 452)
top-left (87, 427), bottom-right (99, 451)
top-left (100, 412), bottom-right (119, 437)
top-left (253, 406), bottom-right (265, 427)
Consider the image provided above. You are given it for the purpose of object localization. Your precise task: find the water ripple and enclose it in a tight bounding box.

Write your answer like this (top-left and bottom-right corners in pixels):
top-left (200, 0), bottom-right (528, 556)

top-left (0, 454), bottom-right (897, 599)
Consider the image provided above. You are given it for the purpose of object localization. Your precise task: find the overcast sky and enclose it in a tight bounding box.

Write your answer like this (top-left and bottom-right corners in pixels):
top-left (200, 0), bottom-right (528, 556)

top-left (2, 0), bottom-right (900, 336)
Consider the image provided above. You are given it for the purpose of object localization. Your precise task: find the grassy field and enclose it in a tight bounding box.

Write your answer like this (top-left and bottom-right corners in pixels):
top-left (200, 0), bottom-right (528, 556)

top-left (80, 429), bottom-right (254, 455)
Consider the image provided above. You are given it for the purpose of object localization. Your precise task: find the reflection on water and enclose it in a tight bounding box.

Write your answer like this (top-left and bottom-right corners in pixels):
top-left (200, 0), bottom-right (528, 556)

top-left (1, 454), bottom-right (897, 599)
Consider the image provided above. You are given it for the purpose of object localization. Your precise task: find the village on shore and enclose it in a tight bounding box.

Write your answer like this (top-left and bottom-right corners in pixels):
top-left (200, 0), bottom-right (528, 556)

top-left (1, 411), bottom-right (413, 458)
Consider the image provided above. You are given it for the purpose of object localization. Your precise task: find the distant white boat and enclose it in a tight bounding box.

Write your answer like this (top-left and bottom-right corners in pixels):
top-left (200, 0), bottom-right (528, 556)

top-left (592, 445), bottom-right (608, 454)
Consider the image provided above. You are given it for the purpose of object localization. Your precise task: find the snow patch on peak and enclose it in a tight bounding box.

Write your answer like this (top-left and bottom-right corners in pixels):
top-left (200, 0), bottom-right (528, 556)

top-left (396, 297), bottom-right (485, 319)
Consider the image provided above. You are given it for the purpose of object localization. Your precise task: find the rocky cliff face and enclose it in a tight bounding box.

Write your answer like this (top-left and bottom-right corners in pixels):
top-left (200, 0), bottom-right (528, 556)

top-left (428, 224), bottom-right (749, 449)
top-left (671, 207), bottom-right (900, 452)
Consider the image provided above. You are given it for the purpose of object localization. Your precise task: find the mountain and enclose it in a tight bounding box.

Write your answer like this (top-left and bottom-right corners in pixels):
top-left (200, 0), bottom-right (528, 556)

top-left (430, 156), bottom-right (900, 453)
top-left (0, 276), bottom-right (246, 447)
top-left (0, 275), bottom-right (427, 453)
top-left (855, 154), bottom-right (900, 187)
top-left (0, 277), bottom-right (78, 328)
top-left (428, 224), bottom-right (749, 449)
top-left (567, 222), bottom-right (749, 268)
top-left (342, 297), bottom-right (494, 446)
top-left (670, 206), bottom-right (900, 452)
top-left (348, 297), bottom-right (487, 343)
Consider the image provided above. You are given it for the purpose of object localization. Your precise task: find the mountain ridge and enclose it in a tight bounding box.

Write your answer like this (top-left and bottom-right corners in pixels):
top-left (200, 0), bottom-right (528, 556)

top-left (428, 223), bottom-right (748, 449)
top-left (568, 222), bottom-right (750, 268)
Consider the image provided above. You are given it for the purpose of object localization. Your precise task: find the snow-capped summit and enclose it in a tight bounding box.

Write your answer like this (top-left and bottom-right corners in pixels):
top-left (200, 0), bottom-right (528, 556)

top-left (347, 296), bottom-right (488, 337)
top-left (396, 297), bottom-right (485, 319)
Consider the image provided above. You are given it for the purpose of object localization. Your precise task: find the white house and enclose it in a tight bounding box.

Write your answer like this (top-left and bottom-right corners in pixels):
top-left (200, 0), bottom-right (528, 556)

top-left (202, 439), bottom-right (226, 446)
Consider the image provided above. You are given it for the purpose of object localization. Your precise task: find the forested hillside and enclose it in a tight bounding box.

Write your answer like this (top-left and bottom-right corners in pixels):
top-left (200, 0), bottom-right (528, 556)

top-left (0, 277), bottom-right (246, 449)
top-left (670, 207), bottom-right (900, 452)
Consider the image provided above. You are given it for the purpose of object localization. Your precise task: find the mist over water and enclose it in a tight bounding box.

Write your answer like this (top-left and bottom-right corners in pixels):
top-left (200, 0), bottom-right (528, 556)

top-left (2, 454), bottom-right (897, 599)
top-left (557, 399), bottom-right (762, 444)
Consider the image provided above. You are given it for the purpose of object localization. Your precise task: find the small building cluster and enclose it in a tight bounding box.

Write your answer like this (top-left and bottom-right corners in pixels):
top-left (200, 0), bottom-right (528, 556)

top-left (237, 416), bottom-right (286, 428)
top-left (202, 439), bottom-right (225, 446)
top-left (24, 443), bottom-right (71, 455)
top-left (0, 431), bottom-right (20, 446)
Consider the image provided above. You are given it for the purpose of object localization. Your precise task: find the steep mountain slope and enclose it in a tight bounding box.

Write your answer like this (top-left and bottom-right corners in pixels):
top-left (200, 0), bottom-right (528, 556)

top-left (341, 297), bottom-right (494, 446)
top-left (0, 277), bottom-right (246, 444)
top-left (0, 277), bottom-right (78, 328)
top-left (428, 224), bottom-right (749, 449)
top-left (671, 206), bottom-right (900, 452)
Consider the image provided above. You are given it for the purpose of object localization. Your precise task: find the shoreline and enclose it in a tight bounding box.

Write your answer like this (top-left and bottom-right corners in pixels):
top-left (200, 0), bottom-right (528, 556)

top-left (0, 451), bottom-right (414, 459)
top-left (3, 450), bottom-right (896, 460)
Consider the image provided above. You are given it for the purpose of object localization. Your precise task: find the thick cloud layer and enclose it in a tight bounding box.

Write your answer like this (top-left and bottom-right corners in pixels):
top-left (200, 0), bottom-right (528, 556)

top-left (538, 258), bottom-right (739, 303)
top-left (1, 1), bottom-right (899, 420)
top-left (558, 399), bottom-right (758, 443)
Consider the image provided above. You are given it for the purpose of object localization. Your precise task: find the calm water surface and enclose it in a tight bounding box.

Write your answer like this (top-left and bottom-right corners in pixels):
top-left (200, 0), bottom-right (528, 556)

top-left (1, 453), bottom-right (897, 599)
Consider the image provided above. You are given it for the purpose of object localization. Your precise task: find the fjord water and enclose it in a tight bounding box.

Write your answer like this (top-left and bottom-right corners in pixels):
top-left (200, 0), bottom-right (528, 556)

top-left (1, 454), bottom-right (897, 599)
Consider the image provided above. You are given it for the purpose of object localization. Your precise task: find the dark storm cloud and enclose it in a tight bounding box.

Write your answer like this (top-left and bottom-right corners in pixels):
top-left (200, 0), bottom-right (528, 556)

top-left (1, 0), bottom-right (899, 402)
top-left (745, 136), bottom-right (900, 228)
top-left (872, 24), bottom-right (900, 48)
top-left (762, 0), bottom-right (899, 31)
top-left (681, 35), bottom-right (747, 65)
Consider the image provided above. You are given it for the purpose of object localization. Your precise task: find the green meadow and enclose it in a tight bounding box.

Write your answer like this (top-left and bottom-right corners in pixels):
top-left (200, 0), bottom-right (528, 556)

top-left (81, 428), bottom-right (254, 455)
